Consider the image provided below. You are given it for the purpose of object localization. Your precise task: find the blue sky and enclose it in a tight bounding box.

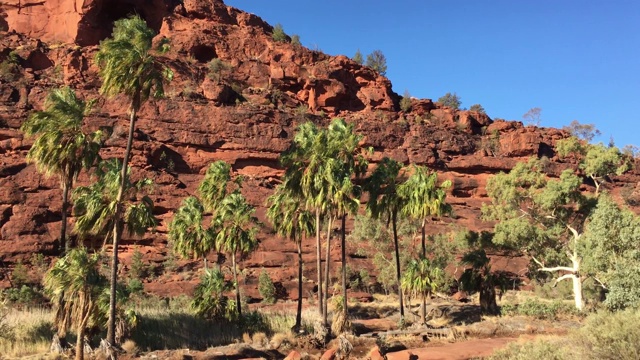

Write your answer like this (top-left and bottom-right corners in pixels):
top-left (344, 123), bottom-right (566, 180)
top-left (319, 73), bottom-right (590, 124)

top-left (225, 1), bottom-right (640, 147)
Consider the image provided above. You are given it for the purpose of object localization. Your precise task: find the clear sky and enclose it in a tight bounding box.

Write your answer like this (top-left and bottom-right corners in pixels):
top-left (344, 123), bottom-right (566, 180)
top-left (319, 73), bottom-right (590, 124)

top-left (225, 0), bottom-right (640, 147)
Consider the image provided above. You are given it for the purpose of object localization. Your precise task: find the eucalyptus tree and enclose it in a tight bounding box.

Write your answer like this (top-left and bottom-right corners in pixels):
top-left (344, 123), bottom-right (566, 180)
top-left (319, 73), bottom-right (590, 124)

top-left (267, 184), bottom-right (315, 331)
top-left (401, 257), bottom-right (444, 324)
top-left (73, 158), bottom-right (157, 248)
top-left (483, 158), bottom-right (591, 310)
top-left (365, 157), bottom-right (407, 318)
top-left (280, 121), bottom-right (329, 314)
top-left (95, 14), bottom-right (172, 345)
top-left (44, 247), bottom-right (107, 360)
top-left (399, 165), bottom-right (451, 258)
top-left (215, 192), bottom-right (259, 317)
top-left (20, 87), bottom-right (103, 253)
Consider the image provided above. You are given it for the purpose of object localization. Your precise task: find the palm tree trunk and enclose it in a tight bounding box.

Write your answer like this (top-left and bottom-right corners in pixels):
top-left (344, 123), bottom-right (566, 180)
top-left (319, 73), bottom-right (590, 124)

top-left (76, 323), bottom-right (85, 360)
top-left (421, 293), bottom-right (426, 325)
top-left (107, 99), bottom-right (139, 347)
top-left (421, 218), bottom-right (426, 258)
top-left (341, 213), bottom-right (348, 318)
top-left (392, 211), bottom-right (404, 319)
top-left (315, 209), bottom-right (323, 315)
top-left (61, 178), bottom-right (72, 254)
top-left (296, 239), bottom-right (303, 331)
top-left (323, 215), bottom-right (332, 327)
top-left (232, 251), bottom-right (242, 317)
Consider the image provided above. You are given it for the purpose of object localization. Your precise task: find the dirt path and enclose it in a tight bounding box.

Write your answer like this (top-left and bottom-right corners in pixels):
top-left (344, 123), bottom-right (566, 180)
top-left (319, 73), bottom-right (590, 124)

top-left (386, 337), bottom-right (519, 360)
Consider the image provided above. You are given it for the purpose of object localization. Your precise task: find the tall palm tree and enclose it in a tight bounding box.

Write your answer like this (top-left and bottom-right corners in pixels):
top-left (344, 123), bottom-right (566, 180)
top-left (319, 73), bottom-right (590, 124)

top-left (168, 196), bottom-right (215, 266)
top-left (399, 165), bottom-right (452, 258)
top-left (365, 157), bottom-right (407, 319)
top-left (266, 184), bottom-right (315, 331)
top-left (280, 122), bottom-right (329, 315)
top-left (73, 159), bottom-right (157, 248)
top-left (20, 87), bottom-right (103, 254)
top-left (324, 118), bottom-right (368, 322)
top-left (95, 14), bottom-right (172, 345)
top-left (43, 247), bottom-right (107, 360)
top-left (401, 257), bottom-right (444, 325)
top-left (215, 192), bottom-right (259, 317)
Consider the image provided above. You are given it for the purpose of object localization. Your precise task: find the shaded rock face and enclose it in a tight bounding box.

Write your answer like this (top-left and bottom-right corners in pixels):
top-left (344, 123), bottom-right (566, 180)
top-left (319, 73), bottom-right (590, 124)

top-left (1, 0), bottom-right (638, 299)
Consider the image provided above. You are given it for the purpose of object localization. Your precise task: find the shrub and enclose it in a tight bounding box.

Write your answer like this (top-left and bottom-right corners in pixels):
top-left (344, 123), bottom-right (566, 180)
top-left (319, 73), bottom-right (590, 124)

top-left (400, 90), bottom-right (412, 112)
top-left (437, 92), bottom-right (461, 110)
top-left (290, 34), bottom-right (301, 47)
top-left (129, 249), bottom-right (148, 279)
top-left (353, 49), bottom-right (364, 65)
top-left (258, 269), bottom-right (277, 305)
top-left (191, 268), bottom-right (237, 321)
top-left (127, 278), bottom-right (145, 295)
top-left (0, 52), bottom-right (21, 82)
top-left (365, 50), bottom-right (387, 75)
top-left (11, 261), bottom-right (29, 286)
top-left (603, 264), bottom-right (640, 311)
top-left (207, 58), bottom-right (233, 82)
top-left (272, 23), bottom-right (288, 43)
top-left (573, 309), bottom-right (640, 360)
top-left (500, 299), bottom-right (579, 320)
top-left (469, 103), bottom-right (486, 114)
top-left (488, 339), bottom-right (567, 360)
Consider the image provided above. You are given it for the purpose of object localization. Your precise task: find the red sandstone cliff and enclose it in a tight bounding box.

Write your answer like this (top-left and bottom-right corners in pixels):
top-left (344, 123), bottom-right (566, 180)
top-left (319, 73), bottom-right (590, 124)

top-left (1, 0), bottom-right (638, 299)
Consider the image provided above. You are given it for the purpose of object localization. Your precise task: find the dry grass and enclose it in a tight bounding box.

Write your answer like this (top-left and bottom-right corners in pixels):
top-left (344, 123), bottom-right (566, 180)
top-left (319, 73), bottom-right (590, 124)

top-left (0, 307), bottom-right (55, 358)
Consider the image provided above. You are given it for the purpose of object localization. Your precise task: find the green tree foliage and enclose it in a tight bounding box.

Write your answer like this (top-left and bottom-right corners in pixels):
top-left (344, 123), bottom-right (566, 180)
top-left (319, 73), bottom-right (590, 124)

top-left (43, 248), bottom-right (107, 360)
top-left (0, 51), bottom-right (21, 82)
top-left (437, 92), bottom-right (461, 110)
top-left (365, 50), bottom-right (387, 75)
top-left (266, 184), bottom-right (315, 330)
top-left (399, 165), bottom-right (451, 258)
top-left (365, 157), bottom-right (407, 319)
top-left (191, 267), bottom-right (237, 321)
top-left (168, 196), bottom-right (213, 263)
top-left (352, 49), bottom-right (364, 65)
top-left (21, 87), bottom-right (103, 253)
top-left (522, 107), bottom-right (542, 126)
top-left (95, 15), bottom-right (172, 345)
top-left (556, 137), bottom-right (631, 195)
top-left (399, 90), bottom-right (412, 112)
top-left (272, 23), bottom-right (288, 42)
top-left (483, 158), bottom-right (589, 310)
top-left (581, 195), bottom-right (640, 310)
top-left (563, 119), bottom-right (601, 142)
top-left (401, 257), bottom-right (444, 324)
top-left (215, 192), bottom-right (259, 317)
top-left (469, 104), bottom-right (486, 114)
top-left (258, 269), bottom-right (277, 305)
top-left (73, 159), bottom-right (157, 247)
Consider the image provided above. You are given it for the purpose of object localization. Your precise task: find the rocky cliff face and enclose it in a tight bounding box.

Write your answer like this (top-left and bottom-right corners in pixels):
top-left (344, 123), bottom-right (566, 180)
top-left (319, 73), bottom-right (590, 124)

top-left (1, 0), bottom-right (638, 299)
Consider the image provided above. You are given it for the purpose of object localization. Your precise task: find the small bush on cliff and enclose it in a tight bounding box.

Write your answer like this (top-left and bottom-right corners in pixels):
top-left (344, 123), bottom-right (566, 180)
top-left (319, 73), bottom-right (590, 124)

top-left (259, 269), bottom-right (277, 305)
top-left (469, 103), bottom-right (486, 114)
top-left (400, 90), bottom-right (412, 112)
top-left (437, 92), bottom-right (461, 110)
top-left (365, 50), bottom-right (387, 76)
top-left (353, 49), bottom-right (364, 65)
top-left (0, 51), bottom-right (21, 82)
top-left (207, 58), bottom-right (233, 82)
top-left (291, 34), bottom-right (301, 47)
top-left (272, 23), bottom-right (288, 43)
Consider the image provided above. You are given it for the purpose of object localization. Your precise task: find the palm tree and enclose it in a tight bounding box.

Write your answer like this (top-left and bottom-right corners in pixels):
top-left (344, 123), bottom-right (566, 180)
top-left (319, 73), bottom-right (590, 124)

top-left (43, 247), bottom-right (107, 360)
top-left (325, 118), bottom-right (368, 321)
top-left (95, 14), bottom-right (172, 345)
top-left (168, 196), bottom-right (215, 266)
top-left (267, 184), bottom-right (315, 331)
top-left (280, 122), bottom-right (329, 316)
top-left (73, 159), bottom-right (157, 248)
top-left (399, 165), bottom-right (452, 258)
top-left (401, 257), bottom-right (444, 325)
top-left (365, 157), bottom-right (407, 319)
top-left (21, 87), bottom-right (103, 254)
top-left (199, 160), bottom-right (233, 212)
top-left (215, 192), bottom-right (259, 317)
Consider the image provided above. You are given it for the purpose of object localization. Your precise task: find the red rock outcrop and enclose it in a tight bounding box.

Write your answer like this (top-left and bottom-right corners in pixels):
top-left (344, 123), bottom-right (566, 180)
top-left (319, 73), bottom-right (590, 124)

top-left (1, 0), bottom-right (638, 300)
